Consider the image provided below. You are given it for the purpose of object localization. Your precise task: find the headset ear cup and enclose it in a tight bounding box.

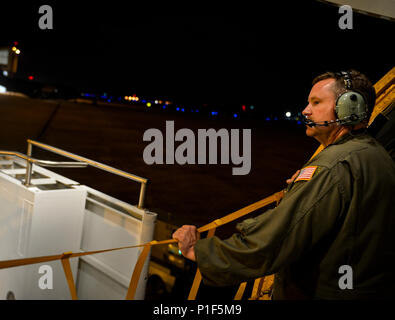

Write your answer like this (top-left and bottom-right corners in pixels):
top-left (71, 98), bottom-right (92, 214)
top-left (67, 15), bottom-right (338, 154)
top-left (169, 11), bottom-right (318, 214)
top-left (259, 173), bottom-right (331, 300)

top-left (335, 91), bottom-right (367, 125)
top-left (335, 95), bottom-right (341, 119)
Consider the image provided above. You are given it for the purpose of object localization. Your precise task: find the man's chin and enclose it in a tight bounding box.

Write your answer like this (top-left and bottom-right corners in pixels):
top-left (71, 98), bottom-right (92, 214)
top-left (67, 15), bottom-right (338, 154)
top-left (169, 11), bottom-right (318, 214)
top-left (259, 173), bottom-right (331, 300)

top-left (305, 126), bottom-right (315, 137)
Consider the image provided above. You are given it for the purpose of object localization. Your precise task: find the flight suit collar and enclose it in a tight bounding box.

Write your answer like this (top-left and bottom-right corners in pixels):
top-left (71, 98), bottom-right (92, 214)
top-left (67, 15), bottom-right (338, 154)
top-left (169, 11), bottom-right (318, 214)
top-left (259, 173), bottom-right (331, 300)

top-left (328, 128), bottom-right (369, 148)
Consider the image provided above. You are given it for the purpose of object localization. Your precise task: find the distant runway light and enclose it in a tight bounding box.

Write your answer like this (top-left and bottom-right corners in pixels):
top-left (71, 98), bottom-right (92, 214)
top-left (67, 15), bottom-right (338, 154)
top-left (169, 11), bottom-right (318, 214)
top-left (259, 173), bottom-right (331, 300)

top-left (233, 113), bottom-right (238, 118)
top-left (176, 107), bottom-right (180, 111)
top-left (250, 105), bottom-right (254, 110)
top-left (285, 112), bottom-right (291, 118)
top-left (266, 117), bottom-right (270, 121)
top-left (147, 102), bottom-right (152, 107)
top-left (3, 71), bottom-right (8, 76)
top-left (15, 49), bottom-right (20, 55)
top-left (0, 85), bottom-right (6, 93)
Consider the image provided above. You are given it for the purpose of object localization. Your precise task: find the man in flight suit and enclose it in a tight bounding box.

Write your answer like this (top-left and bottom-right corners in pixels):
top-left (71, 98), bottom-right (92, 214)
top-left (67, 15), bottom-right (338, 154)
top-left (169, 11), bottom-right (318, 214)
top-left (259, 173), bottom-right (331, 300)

top-left (173, 70), bottom-right (395, 299)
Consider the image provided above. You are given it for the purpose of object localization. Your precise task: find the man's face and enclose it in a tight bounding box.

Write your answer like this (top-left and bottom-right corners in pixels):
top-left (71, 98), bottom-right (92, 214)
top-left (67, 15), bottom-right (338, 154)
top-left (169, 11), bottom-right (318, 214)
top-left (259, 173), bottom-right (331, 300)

top-left (302, 78), bottom-right (338, 141)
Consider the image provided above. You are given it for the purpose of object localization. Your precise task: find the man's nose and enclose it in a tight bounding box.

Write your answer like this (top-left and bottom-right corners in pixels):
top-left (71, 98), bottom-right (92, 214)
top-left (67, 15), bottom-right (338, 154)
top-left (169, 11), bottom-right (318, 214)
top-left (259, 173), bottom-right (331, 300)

top-left (302, 105), bottom-right (311, 116)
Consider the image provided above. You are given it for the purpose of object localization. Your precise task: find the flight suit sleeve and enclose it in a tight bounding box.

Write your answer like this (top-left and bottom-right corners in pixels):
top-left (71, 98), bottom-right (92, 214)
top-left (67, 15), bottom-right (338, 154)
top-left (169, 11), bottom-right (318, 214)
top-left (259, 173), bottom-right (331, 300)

top-left (194, 162), bottom-right (350, 287)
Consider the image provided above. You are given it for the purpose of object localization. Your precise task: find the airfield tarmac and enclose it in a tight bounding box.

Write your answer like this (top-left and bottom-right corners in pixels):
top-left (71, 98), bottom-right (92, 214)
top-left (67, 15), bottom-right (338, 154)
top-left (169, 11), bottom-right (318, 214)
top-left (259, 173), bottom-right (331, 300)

top-left (0, 94), bottom-right (317, 238)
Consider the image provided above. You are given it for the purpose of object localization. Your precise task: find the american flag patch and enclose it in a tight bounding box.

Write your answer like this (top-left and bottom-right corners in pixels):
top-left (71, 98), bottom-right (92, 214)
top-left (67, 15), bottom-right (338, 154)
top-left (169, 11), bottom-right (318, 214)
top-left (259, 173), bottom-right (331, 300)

top-left (294, 166), bottom-right (318, 182)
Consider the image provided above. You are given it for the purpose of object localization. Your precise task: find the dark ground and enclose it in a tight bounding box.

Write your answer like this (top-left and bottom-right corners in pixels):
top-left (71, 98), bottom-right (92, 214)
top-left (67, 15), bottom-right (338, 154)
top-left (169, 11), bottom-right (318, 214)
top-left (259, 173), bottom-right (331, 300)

top-left (0, 94), bottom-right (317, 238)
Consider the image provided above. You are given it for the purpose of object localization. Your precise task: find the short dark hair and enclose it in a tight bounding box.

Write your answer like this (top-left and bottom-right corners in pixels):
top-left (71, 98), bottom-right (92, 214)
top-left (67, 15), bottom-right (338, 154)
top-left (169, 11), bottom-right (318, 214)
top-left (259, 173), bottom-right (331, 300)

top-left (312, 70), bottom-right (376, 121)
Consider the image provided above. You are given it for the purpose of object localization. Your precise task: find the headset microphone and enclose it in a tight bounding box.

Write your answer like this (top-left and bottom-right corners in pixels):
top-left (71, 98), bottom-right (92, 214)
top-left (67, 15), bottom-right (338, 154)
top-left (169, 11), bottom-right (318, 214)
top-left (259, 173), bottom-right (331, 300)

top-left (303, 117), bottom-right (340, 127)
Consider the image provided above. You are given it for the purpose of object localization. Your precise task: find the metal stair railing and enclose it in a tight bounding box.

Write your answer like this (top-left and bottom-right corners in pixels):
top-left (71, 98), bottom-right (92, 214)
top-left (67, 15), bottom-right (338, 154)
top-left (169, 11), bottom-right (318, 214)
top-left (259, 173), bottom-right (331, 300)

top-left (26, 139), bottom-right (149, 209)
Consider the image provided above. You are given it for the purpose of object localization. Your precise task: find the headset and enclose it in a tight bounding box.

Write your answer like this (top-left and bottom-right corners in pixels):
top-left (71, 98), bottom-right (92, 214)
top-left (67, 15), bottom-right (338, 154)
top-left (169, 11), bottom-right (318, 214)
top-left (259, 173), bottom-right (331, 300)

top-left (304, 70), bottom-right (368, 127)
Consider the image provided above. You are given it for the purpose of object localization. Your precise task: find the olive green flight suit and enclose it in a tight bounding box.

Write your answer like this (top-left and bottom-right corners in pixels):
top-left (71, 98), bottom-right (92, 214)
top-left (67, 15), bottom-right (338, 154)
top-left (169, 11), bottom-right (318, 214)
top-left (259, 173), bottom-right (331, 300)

top-left (194, 132), bottom-right (395, 299)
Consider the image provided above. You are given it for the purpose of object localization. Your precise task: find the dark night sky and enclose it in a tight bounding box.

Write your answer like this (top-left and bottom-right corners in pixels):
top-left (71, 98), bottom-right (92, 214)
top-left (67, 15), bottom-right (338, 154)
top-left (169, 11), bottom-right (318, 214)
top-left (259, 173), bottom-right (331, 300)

top-left (1, 1), bottom-right (394, 114)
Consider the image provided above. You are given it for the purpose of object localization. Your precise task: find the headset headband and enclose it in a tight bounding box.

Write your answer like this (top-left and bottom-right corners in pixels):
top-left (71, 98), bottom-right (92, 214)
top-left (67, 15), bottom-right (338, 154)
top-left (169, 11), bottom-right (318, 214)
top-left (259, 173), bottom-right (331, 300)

top-left (336, 71), bottom-right (353, 90)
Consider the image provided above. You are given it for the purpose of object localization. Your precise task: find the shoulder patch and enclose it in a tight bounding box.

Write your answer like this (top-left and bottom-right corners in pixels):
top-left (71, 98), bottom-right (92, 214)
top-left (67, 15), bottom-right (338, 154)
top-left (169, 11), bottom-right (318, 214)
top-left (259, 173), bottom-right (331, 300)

top-left (294, 166), bottom-right (318, 182)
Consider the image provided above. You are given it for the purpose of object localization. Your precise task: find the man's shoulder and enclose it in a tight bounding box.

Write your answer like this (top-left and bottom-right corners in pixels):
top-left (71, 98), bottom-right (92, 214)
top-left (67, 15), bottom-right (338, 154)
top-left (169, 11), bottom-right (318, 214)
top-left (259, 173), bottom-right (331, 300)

top-left (309, 134), bottom-right (388, 169)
